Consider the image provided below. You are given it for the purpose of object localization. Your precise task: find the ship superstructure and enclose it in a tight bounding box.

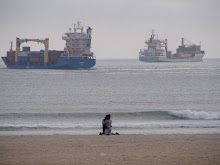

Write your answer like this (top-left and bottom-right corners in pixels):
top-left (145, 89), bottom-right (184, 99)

top-left (139, 30), bottom-right (205, 62)
top-left (62, 22), bottom-right (93, 58)
top-left (1, 22), bottom-right (96, 69)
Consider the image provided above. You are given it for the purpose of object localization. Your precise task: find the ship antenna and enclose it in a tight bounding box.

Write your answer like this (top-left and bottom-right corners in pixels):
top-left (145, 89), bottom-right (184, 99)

top-left (74, 24), bottom-right (76, 33)
top-left (152, 30), bottom-right (155, 39)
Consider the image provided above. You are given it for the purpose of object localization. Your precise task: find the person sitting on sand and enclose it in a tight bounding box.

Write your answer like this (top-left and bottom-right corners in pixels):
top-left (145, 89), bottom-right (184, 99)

top-left (103, 114), bottom-right (112, 135)
top-left (102, 116), bottom-right (107, 134)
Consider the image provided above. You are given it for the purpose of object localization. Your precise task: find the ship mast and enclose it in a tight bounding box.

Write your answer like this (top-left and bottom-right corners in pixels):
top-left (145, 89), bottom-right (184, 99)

top-left (74, 21), bottom-right (83, 33)
top-left (149, 30), bottom-right (155, 47)
top-left (152, 30), bottom-right (155, 39)
top-left (165, 39), bottom-right (168, 56)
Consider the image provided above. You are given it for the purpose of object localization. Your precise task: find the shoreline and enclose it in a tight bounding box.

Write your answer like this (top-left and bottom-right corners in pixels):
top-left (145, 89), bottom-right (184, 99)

top-left (1, 134), bottom-right (220, 165)
top-left (1, 132), bottom-right (220, 136)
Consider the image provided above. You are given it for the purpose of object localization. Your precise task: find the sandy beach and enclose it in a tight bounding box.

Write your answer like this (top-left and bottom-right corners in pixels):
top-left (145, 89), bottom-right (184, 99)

top-left (0, 134), bottom-right (220, 165)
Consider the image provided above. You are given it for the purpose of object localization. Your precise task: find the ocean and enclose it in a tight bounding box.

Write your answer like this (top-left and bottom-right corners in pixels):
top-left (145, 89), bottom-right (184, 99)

top-left (0, 59), bottom-right (220, 135)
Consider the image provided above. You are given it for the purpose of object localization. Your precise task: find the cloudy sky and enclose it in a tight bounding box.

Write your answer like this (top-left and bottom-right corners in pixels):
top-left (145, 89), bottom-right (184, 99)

top-left (0, 0), bottom-right (219, 59)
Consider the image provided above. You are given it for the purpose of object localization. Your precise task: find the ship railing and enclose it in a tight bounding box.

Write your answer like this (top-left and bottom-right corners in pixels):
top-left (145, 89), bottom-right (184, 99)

top-left (60, 56), bottom-right (96, 60)
top-left (170, 57), bottom-right (193, 59)
top-left (143, 53), bottom-right (166, 57)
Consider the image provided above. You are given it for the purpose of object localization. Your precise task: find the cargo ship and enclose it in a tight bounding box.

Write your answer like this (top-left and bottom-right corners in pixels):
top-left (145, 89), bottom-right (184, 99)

top-left (1, 22), bottom-right (96, 69)
top-left (139, 30), bottom-right (205, 62)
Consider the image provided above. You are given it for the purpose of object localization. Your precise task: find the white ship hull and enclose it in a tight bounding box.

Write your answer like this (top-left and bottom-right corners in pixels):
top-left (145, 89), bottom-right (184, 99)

top-left (139, 53), bottom-right (204, 62)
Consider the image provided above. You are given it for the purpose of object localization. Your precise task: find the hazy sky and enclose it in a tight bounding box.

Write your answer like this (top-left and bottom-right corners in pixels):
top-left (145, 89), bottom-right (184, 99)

top-left (0, 0), bottom-right (219, 59)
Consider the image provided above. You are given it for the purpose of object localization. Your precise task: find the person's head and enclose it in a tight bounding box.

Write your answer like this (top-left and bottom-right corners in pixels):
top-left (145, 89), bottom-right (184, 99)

top-left (106, 114), bottom-right (111, 120)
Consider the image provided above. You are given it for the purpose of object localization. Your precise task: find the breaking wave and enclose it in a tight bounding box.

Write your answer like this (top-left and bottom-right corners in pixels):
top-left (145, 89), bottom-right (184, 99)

top-left (168, 110), bottom-right (220, 120)
top-left (0, 110), bottom-right (220, 133)
top-left (1, 122), bottom-right (220, 132)
top-left (0, 110), bottom-right (220, 120)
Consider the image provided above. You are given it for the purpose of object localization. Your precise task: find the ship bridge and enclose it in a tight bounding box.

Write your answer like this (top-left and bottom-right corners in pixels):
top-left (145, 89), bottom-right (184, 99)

top-left (62, 22), bottom-right (93, 57)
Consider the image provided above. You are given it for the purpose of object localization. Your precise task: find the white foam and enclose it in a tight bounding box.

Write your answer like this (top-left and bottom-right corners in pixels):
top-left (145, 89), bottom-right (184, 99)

top-left (113, 122), bottom-right (220, 128)
top-left (0, 123), bottom-right (100, 129)
top-left (168, 110), bottom-right (220, 120)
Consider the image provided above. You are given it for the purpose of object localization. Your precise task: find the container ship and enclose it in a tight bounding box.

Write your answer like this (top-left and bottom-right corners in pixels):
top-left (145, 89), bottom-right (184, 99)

top-left (1, 22), bottom-right (96, 69)
top-left (139, 30), bottom-right (205, 62)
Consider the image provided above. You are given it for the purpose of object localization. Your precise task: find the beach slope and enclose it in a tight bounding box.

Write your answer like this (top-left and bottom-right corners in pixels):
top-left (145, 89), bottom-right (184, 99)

top-left (0, 134), bottom-right (220, 165)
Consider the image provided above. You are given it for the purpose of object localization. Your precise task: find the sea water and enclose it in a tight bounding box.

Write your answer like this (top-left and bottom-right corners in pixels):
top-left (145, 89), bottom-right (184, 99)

top-left (0, 59), bottom-right (220, 135)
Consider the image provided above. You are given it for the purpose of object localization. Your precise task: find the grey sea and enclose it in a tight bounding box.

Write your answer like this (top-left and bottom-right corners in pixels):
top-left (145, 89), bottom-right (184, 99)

top-left (0, 59), bottom-right (220, 135)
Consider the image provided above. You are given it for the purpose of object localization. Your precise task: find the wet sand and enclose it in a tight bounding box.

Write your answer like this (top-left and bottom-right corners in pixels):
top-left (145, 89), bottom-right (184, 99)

top-left (0, 134), bottom-right (220, 165)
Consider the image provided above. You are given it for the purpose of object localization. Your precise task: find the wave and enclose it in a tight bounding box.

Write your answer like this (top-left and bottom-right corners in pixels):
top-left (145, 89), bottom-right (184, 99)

top-left (1, 121), bottom-right (220, 131)
top-left (0, 123), bottom-right (99, 131)
top-left (168, 110), bottom-right (220, 120)
top-left (1, 110), bottom-right (220, 120)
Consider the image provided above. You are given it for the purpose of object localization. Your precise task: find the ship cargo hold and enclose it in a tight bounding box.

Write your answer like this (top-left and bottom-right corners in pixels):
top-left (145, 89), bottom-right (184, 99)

top-left (1, 22), bottom-right (96, 69)
top-left (139, 31), bottom-right (205, 62)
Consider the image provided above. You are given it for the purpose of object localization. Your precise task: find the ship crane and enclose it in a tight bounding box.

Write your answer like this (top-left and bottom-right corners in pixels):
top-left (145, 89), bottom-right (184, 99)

top-left (15, 38), bottom-right (49, 66)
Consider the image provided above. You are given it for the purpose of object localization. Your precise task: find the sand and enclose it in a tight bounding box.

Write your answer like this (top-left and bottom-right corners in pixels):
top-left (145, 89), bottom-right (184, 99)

top-left (0, 134), bottom-right (220, 165)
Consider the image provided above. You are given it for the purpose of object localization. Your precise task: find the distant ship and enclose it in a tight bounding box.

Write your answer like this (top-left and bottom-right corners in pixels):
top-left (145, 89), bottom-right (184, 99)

top-left (1, 22), bottom-right (96, 69)
top-left (139, 30), bottom-right (205, 62)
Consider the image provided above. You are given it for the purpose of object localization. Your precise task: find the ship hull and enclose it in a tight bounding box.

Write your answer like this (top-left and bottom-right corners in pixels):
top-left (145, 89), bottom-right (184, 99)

top-left (1, 57), bottom-right (96, 69)
top-left (139, 54), bottom-right (204, 62)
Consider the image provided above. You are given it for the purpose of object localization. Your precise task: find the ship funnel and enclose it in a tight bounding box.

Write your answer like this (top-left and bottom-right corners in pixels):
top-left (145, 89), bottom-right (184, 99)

top-left (87, 27), bottom-right (92, 38)
top-left (182, 38), bottom-right (184, 47)
top-left (10, 41), bottom-right (13, 51)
